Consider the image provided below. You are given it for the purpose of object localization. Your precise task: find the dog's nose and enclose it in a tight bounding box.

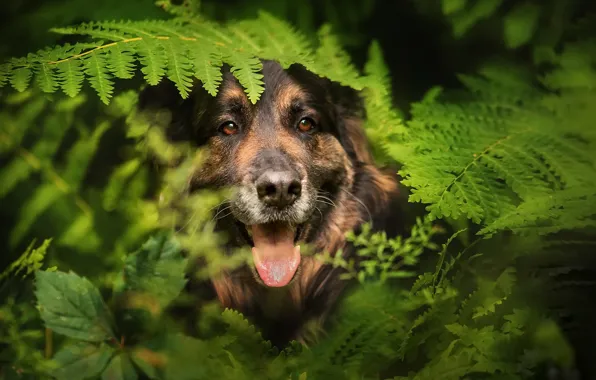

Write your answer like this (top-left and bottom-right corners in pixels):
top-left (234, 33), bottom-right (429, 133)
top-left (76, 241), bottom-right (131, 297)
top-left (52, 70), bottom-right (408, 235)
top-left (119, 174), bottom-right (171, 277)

top-left (256, 171), bottom-right (302, 208)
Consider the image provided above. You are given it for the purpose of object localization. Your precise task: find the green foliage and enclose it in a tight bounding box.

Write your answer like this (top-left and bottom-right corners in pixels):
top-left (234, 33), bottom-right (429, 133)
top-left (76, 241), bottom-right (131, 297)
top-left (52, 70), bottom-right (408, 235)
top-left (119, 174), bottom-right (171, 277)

top-left (0, 2), bottom-right (593, 379)
top-left (35, 271), bottom-right (116, 342)
top-left (24, 220), bottom-right (572, 380)
top-left (397, 59), bottom-right (596, 231)
top-left (0, 12), bottom-right (365, 105)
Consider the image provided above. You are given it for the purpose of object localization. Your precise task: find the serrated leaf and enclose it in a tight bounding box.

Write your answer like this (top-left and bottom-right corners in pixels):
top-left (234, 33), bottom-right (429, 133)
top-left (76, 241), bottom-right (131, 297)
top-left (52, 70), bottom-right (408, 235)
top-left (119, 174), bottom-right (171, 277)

top-left (137, 38), bottom-right (167, 86)
top-left (0, 63), bottom-right (12, 87)
top-left (35, 270), bottom-right (116, 341)
top-left (101, 354), bottom-right (138, 380)
top-left (224, 51), bottom-right (264, 104)
top-left (163, 39), bottom-right (194, 99)
top-left (504, 2), bottom-right (541, 49)
top-left (84, 53), bottom-right (114, 104)
top-left (309, 24), bottom-right (363, 90)
top-left (190, 49), bottom-right (223, 97)
top-left (121, 232), bottom-right (187, 313)
top-left (57, 59), bottom-right (85, 97)
top-left (10, 67), bottom-right (32, 92)
top-left (52, 342), bottom-right (115, 380)
top-left (107, 45), bottom-right (136, 79)
top-left (35, 63), bottom-right (59, 93)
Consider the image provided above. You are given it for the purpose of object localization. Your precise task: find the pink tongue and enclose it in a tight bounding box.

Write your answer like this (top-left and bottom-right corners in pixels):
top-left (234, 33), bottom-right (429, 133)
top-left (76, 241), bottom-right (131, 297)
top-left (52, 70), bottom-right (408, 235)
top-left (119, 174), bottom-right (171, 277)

top-left (251, 223), bottom-right (300, 287)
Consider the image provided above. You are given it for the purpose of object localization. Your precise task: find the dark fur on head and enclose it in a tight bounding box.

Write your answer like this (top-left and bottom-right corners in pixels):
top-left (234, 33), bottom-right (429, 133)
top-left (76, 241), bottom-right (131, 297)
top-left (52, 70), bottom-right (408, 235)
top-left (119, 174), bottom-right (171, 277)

top-left (139, 61), bottom-right (406, 347)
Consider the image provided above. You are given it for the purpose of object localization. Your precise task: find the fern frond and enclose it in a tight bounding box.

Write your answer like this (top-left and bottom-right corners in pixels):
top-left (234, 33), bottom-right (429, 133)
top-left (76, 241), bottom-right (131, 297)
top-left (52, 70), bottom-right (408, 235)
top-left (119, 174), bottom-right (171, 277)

top-left (479, 186), bottom-right (596, 236)
top-left (362, 40), bottom-right (407, 164)
top-left (162, 39), bottom-right (194, 98)
top-left (399, 67), bottom-right (596, 228)
top-left (10, 66), bottom-right (33, 92)
top-left (308, 24), bottom-right (363, 90)
top-left (106, 44), bottom-right (136, 79)
top-left (137, 37), bottom-right (168, 86)
top-left (224, 51), bottom-right (264, 104)
top-left (84, 53), bottom-right (114, 104)
top-left (56, 59), bottom-right (85, 97)
top-left (189, 48), bottom-right (223, 96)
top-left (0, 15), bottom-right (368, 104)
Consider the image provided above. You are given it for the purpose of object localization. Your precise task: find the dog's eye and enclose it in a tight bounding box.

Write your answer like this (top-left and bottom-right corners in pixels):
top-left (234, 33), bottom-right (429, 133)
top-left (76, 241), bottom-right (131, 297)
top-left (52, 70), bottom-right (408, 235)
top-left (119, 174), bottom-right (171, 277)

top-left (219, 121), bottom-right (239, 136)
top-left (297, 117), bottom-right (316, 133)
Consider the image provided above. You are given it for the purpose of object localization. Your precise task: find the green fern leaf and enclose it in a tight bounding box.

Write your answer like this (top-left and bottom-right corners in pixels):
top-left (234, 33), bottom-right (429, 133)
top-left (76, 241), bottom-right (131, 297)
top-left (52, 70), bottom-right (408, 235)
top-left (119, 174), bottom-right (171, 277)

top-left (106, 45), bottom-right (136, 79)
top-left (231, 11), bottom-right (313, 68)
top-left (190, 48), bottom-right (223, 96)
top-left (50, 22), bottom-right (129, 41)
top-left (400, 70), bottom-right (596, 227)
top-left (57, 59), bottom-right (85, 97)
top-left (362, 40), bottom-right (406, 164)
top-left (479, 186), bottom-right (596, 236)
top-left (137, 38), bottom-right (167, 86)
top-left (0, 63), bottom-right (12, 87)
top-left (84, 53), bottom-right (114, 104)
top-left (35, 63), bottom-right (59, 93)
top-left (162, 39), bottom-right (194, 98)
top-left (309, 24), bottom-right (363, 90)
top-left (10, 66), bottom-right (32, 92)
top-left (224, 51), bottom-right (264, 104)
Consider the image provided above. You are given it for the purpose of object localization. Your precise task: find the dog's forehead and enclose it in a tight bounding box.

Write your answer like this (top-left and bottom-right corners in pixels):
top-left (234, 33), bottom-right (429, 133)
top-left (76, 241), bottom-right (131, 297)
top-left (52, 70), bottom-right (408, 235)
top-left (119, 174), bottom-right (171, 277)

top-left (217, 62), bottom-right (311, 111)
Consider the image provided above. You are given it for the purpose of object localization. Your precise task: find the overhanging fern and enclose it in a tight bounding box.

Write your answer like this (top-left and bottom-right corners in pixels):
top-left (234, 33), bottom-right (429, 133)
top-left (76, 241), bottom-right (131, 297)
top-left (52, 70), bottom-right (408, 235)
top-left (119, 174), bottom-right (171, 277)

top-left (0, 12), bottom-right (364, 105)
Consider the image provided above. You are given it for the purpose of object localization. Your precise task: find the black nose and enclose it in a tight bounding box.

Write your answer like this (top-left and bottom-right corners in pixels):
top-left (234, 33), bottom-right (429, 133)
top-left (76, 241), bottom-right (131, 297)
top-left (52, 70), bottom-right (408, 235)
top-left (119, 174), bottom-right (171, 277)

top-left (256, 171), bottom-right (302, 208)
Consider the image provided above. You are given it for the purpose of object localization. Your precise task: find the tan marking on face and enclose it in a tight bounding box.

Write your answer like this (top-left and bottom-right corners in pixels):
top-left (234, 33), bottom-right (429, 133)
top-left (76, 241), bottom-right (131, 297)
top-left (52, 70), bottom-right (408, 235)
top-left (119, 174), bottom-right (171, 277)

top-left (274, 81), bottom-right (306, 113)
top-left (219, 82), bottom-right (248, 105)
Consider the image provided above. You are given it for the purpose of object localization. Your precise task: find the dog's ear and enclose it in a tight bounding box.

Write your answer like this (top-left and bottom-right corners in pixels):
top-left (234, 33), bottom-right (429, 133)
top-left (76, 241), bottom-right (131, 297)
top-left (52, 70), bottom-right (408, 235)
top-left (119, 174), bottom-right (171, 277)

top-left (328, 83), bottom-right (375, 165)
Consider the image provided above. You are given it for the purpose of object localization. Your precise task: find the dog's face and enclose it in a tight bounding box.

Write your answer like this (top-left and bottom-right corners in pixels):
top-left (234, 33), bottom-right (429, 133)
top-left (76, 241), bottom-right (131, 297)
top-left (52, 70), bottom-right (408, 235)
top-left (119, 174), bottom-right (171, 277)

top-left (144, 61), bottom-right (370, 289)
top-left (189, 62), bottom-right (362, 287)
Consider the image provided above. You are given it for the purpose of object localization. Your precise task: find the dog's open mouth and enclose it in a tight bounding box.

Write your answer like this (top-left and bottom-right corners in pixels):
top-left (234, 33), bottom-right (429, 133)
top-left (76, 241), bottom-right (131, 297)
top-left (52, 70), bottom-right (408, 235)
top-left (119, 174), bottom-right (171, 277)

top-left (237, 221), bottom-right (304, 287)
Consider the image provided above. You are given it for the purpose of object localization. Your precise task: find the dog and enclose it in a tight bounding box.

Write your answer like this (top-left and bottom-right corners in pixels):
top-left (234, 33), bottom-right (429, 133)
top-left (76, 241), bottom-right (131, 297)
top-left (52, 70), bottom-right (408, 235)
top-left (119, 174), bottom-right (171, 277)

top-left (138, 60), bottom-right (406, 347)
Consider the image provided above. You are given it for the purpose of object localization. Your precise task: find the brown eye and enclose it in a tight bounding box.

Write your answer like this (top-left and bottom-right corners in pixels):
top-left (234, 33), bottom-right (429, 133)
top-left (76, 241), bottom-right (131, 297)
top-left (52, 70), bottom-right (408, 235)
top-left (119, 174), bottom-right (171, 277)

top-left (297, 117), bottom-right (316, 133)
top-left (220, 121), bottom-right (239, 136)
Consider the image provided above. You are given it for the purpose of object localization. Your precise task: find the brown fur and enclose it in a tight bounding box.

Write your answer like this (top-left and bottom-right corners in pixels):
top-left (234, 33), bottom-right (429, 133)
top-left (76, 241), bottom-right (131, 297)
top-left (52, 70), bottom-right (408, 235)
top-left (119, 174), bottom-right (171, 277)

top-left (139, 60), bottom-right (401, 346)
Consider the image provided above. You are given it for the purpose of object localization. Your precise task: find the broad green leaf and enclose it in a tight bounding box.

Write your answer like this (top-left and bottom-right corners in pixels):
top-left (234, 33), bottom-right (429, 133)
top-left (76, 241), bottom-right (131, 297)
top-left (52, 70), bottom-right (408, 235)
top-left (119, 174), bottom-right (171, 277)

top-left (52, 342), bottom-right (114, 380)
top-left (35, 270), bottom-right (116, 341)
top-left (121, 232), bottom-right (187, 313)
top-left (101, 354), bottom-right (138, 380)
